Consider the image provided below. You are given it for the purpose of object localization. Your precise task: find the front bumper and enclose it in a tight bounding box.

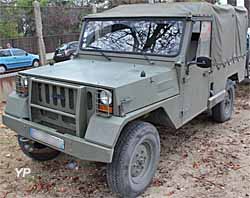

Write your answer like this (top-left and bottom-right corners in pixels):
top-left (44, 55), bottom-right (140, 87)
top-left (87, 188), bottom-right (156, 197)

top-left (53, 55), bottom-right (70, 62)
top-left (2, 114), bottom-right (113, 163)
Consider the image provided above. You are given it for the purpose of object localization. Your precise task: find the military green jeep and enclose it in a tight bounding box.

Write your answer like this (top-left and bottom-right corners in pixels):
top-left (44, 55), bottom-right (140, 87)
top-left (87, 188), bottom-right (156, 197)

top-left (3, 2), bottom-right (248, 197)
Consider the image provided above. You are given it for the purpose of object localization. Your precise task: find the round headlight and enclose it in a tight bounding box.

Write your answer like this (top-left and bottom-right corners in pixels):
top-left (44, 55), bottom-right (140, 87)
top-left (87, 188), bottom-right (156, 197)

top-left (100, 90), bottom-right (112, 105)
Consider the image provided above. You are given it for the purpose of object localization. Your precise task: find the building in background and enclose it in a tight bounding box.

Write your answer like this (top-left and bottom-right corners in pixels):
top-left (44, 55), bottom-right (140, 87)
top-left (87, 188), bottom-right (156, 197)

top-left (223, 0), bottom-right (249, 24)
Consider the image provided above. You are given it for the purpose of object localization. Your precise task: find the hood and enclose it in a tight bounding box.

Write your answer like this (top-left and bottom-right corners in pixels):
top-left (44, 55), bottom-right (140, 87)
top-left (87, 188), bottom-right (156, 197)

top-left (20, 59), bottom-right (172, 89)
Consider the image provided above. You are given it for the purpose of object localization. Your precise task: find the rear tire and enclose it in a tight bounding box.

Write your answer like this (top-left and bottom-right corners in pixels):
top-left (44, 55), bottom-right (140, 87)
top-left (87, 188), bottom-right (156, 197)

top-left (0, 65), bottom-right (6, 74)
top-left (245, 50), bottom-right (250, 78)
top-left (212, 79), bottom-right (235, 123)
top-left (106, 121), bottom-right (160, 198)
top-left (32, 60), bottom-right (40, 67)
top-left (18, 135), bottom-right (60, 161)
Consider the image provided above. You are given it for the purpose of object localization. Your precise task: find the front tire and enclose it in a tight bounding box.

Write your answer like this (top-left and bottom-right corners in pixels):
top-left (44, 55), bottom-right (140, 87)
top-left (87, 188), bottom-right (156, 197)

top-left (212, 79), bottom-right (235, 123)
top-left (245, 50), bottom-right (250, 78)
top-left (18, 136), bottom-right (60, 161)
top-left (32, 60), bottom-right (40, 67)
top-left (0, 65), bottom-right (6, 74)
top-left (69, 54), bottom-right (75, 60)
top-left (106, 121), bottom-right (160, 198)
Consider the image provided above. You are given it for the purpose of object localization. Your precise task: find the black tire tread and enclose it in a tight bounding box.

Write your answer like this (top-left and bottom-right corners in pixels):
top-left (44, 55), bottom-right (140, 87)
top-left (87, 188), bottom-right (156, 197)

top-left (106, 121), bottom-right (160, 197)
top-left (32, 59), bottom-right (40, 67)
top-left (212, 79), bottom-right (235, 123)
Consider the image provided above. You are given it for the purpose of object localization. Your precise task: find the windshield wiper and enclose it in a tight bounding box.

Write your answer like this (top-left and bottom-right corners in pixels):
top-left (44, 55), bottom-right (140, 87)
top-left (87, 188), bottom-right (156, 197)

top-left (133, 46), bottom-right (155, 65)
top-left (86, 46), bottom-right (111, 61)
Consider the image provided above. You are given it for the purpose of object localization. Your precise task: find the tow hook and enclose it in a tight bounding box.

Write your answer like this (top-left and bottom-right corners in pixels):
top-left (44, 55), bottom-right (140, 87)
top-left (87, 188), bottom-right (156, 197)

top-left (19, 137), bottom-right (34, 153)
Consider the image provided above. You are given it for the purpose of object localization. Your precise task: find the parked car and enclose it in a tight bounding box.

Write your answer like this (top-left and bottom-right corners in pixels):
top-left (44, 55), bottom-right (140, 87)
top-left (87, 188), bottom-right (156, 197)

top-left (2, 3), bottom-right (248, 197)
top-left (0, 48), bottom-right (40, 74)
top-left (53, 41), bottom-right (79, 62)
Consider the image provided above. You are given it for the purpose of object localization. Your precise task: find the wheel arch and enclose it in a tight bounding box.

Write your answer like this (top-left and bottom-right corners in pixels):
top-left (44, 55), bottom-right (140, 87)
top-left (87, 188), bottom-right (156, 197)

top-left (228, 73), bottom-right (239, 82)
top-left (33, 58), bottom-right (40, 63)
top-left (85, 106), bottom-right (176, 150)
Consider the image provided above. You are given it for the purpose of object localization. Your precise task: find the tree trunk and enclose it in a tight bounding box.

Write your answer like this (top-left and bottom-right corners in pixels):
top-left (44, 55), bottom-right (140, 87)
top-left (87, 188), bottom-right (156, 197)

top-left (33, 1), bottom-right (46, 65)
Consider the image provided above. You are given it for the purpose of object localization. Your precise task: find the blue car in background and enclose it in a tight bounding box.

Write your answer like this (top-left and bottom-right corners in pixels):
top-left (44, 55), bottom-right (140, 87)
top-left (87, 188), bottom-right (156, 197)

top-left (0, 48), bottom-right (40, 74)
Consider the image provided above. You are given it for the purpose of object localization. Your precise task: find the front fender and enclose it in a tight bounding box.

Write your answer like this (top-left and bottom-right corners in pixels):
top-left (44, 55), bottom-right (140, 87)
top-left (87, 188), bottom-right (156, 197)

top-left (5, 92), bottom-right (29, 118)
top-left (84, 95), bottom-right (182, 148)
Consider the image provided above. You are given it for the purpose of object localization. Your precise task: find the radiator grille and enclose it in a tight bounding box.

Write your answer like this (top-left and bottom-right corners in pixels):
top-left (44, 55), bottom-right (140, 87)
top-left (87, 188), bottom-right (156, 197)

top-left (30, 78), bottom-right (81, 135)
top-left (31, 81), bottom-right (77, 114)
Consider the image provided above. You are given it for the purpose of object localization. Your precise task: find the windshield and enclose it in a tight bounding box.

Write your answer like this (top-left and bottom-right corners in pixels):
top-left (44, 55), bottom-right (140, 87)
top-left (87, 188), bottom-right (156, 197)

top-left (81, 19), bottom-right (184, 57)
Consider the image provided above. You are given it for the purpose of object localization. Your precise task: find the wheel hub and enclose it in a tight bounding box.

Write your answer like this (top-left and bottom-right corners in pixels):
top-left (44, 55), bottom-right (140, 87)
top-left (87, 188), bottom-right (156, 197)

top-left (34, 61), bottom-right (39, 67)
top-left (0, 66), bottom-right (6, 73)
top-left (131, 143), bottom-right (150, 179)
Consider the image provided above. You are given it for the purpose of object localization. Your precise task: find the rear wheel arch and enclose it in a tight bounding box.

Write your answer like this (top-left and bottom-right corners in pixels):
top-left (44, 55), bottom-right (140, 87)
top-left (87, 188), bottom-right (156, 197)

top-left (228, 73), bottom-right (239, 83)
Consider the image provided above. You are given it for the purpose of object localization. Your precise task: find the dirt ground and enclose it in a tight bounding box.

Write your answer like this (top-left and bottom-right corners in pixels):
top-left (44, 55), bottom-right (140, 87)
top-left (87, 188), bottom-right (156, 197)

top-left (0, 83), bottom-right (250, 198)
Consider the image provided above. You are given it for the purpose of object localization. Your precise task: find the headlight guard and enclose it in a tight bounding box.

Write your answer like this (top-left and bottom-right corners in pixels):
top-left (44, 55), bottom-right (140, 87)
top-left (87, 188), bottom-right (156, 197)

top-left (96, 89), bottom-right (113, 117)
top-left (16, 75), bottom-right (29, 97)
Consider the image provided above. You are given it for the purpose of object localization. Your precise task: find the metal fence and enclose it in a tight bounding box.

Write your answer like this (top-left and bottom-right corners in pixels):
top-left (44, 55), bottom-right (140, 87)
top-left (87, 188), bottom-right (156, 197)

top-left (41, 6), bottom-right (92, 36)
top-left (0, 33), bottom-right (80, 54)
top-left (0, 5), bottom-right (90, 53)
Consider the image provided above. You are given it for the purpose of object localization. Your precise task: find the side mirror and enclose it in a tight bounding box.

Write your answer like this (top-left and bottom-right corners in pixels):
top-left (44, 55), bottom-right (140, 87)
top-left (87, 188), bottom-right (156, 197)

top-left (25, 53), bottom-right (29, 56)
top-left (196, 56), bottom-right (212, 68)
top-left (186, 56), bottom-right (212, 75)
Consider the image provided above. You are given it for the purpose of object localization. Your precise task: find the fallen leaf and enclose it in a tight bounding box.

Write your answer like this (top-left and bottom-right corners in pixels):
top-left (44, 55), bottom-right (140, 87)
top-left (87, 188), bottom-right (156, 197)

top-left (0, 124), bottom-right (7, 129)
top-left (36, 183), bottom-right (43, 191)
top-left (152, 179), bottom-right (164, 187)
top-left (166, 191), bottom-right (175, 196)
top-left (232, 164), bottom-right (241, 170)
top-left (5, 154), bottom-right (11, 158)
top-left (182, 153), bottom-right (188, 159)
top-left (59, 187), bottom-right (67, 192)
top-left (193, 162), bottom-right (200, 169)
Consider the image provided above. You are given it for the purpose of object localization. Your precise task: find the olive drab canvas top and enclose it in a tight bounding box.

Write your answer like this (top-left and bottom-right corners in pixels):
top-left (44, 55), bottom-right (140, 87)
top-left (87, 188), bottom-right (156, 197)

top-left (87, 2), bottom-right (248, 67)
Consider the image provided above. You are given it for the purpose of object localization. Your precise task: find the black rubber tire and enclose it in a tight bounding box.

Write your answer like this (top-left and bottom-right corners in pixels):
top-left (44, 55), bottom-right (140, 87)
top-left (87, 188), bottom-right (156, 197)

top-left (246, 51), bottom-right (250, 78)
top-left (69, 54), bottom-right (75, 60)
top-left (106, 121), bottom-right (160, 198)
top-left (32, 59), bottom-right (40, 67)
top-left (212, 79), bottom-right (235, 123)
top-left (18, 135), bottom-right (60, 161)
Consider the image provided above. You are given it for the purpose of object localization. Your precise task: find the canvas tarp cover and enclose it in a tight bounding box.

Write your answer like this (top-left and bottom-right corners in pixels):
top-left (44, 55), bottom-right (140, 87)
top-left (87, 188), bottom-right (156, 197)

top-left (88, 2), bottom-right (248, 65)
top-left (211, 5), bottom-right (248, 66)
